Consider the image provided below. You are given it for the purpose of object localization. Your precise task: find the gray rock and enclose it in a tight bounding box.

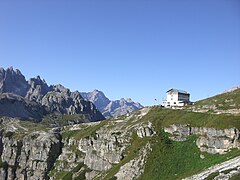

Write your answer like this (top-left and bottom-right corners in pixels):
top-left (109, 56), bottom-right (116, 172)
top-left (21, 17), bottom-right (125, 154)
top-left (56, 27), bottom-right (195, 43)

top-left (0, 67), bottom-right (29, 97)
top-left (81, 89), bottom-right (111, 112)
top-left (26, 76), bottom-right (51, 103)
top-left (0, 129), bottom-right (62, 180)
top-left (84, 149), bottom-right (112, 171)
top-left (0, 67), bottom-right (105, 122)
top-left (136, 122), bottom-right (155, 138)
top-left (0, 107), bottom-right (155, 180)
top-left (0, 93), bottom-right (47, 121)
top-left (78, 131), bottom-right (126, 171)
top-left (184, 156), bottom-right (240, 180)
top-left (42, 88), bottom-right (104, 121)
top-left (115, 143), bottom-right (151, 180)
top-left (164, 124), bottom-right (240, 154)
top-left (164, 124), bottom-right (191, 141)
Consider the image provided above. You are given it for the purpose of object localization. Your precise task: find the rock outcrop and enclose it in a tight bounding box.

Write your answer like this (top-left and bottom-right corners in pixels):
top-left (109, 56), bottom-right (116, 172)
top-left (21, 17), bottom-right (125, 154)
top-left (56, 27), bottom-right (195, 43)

top-left (136, 122), bottom-right (156, 138)
top-left (0, 125), bottom-right (62, 180)
top-left (49, 107), bottom-right (153, 179)
top-left (115, 143), bottom-right (151, 180)
top-left (0, 67), bottom-right (105, 122)
top-left (184, 156), bottom-right (240, 180)
top-left (26, 76), bottom-right (51, 103)
top-left (164, 124), bottom-right (240, 154)
top-left (81, 89), bottom-right (144, 118)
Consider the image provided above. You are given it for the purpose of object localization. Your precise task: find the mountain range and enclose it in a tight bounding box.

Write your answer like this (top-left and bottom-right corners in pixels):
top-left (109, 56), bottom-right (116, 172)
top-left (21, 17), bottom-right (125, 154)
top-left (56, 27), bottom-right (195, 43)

top-left (0, 67), bottom-right (104, 122)
top-left (81, 89), bottom-right (143, 118)
top-left (1, 67), bottom-right (240, 180)
top-left (0, 87), bottom-right (239, 179)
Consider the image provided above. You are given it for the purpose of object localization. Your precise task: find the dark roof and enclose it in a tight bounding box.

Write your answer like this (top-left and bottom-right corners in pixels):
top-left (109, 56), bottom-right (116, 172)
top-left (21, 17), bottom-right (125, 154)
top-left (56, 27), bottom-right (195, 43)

top-left (166, 88), bottom-right (189, 94)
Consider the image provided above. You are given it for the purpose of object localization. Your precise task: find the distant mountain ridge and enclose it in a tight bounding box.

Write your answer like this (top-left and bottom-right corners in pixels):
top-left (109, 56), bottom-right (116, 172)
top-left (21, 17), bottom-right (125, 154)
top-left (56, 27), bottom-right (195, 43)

top-left (81, 89), bottom-right (144, 118)
top-left (0, 67), bottom-right (105, 121)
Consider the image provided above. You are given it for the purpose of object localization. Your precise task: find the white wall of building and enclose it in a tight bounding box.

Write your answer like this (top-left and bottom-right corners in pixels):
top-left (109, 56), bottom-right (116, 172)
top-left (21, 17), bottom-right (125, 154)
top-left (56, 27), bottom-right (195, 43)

top-left (162, 89), bottom-right (190, 107)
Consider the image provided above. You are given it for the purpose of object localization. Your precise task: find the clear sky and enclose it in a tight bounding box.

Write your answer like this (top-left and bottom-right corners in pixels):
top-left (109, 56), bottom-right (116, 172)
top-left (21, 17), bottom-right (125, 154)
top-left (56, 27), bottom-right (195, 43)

top-left (0, 0), bottom-right (239, 106)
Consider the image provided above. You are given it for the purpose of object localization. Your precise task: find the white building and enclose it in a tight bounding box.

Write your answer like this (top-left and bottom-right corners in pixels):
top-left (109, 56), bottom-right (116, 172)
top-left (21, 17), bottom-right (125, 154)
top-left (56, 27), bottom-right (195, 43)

top-left (162, 88), bottom-right (190, 107)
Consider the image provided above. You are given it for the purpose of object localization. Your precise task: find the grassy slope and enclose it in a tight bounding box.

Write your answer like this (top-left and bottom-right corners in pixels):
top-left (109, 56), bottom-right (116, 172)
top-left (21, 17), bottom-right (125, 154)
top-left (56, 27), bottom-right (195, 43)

top-left (139, 107), bottom-right (240, 180)
top-left (141, 135), bottom-right (240, 180)
top-left (194, 88), bottom-right (240, 110)
top-left (144, 107), bottom-right (240, 129)
top-left (56, 107), bottom-right (240, 179)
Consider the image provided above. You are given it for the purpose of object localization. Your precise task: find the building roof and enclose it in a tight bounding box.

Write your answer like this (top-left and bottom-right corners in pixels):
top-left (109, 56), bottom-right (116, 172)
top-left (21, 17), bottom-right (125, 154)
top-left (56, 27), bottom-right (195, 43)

top-left (166, 88), bottom-right (189, 94)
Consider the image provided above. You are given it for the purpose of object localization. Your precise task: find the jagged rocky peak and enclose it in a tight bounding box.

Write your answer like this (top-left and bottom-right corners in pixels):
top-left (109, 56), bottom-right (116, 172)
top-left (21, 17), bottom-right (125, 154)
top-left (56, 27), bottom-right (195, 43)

top-left (26, 75), bottom-right (51, 102)
top-left (41, 88), bottom-right (104, 121)
top-left (0, 67), bottom-right (105, 122)
top-left (53, 84), bottom-right (69, 93)
top-left (81, 89), bottom-right (144, 119)
top-left (82, 89), bottom-right (109, 102)
top-left (28, 75), bottom-right (47, 86)
top-left (81, 89), bottom-right (111, 112)
top-left (0, 66), bottom-right (29, 97)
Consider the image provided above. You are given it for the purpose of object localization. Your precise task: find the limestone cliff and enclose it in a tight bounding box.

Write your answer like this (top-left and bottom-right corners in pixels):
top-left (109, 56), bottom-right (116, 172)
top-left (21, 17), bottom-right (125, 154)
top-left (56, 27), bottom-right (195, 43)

top-left (0, 119), bottom-right (62, 179)
top-left (164, 124), bottom-right (240, 154)
top-left (0, 108), bottom-right (154, 180)
top-left (0, 106), bottom-right (240, 180)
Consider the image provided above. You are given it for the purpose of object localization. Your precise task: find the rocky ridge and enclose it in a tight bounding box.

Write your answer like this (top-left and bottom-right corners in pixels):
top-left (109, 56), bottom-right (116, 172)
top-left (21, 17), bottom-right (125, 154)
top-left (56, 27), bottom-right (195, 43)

top-left (81, 89), bottom-right (144, 118)
top-left (0, 67), bottom-right (104, 122)
top-left (184, 156), bottom-right (240, 180)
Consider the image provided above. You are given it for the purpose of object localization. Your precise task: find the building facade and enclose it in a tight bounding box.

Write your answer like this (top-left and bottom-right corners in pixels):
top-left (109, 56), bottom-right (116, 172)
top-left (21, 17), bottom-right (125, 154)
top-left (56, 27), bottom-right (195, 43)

top-left (162, 89), bottom-right (190, 107)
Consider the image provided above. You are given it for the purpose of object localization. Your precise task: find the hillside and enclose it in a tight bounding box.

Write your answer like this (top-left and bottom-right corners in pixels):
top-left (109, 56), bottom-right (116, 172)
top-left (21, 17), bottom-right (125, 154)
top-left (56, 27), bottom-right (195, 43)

top-left (81, 89), bottom-right (143, 119)
top-left (1, 103), bottom-right (240, 179)
top-left (188, 87), bottom-right (240, 115)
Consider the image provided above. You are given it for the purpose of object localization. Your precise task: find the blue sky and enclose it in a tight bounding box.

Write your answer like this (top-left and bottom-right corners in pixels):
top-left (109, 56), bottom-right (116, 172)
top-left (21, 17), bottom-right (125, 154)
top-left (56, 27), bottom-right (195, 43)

top-left (0, 0), bottom-right (239, 106)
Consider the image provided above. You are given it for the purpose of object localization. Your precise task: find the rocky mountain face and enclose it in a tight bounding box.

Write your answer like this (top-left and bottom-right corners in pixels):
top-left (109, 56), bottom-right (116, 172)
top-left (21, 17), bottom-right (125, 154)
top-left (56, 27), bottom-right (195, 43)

top-left (81, 89), bottom-right (143, 118)
top-left (1, 106), bottom-right (240, 180)
top-left (0, 67), bottom-right (104, 122)
top-left (0, 67), bottom-right (29, 97)
top-left (0, 93), bottom-right (47, 121)
top-left (0, 118), bottom-right (62, 180)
